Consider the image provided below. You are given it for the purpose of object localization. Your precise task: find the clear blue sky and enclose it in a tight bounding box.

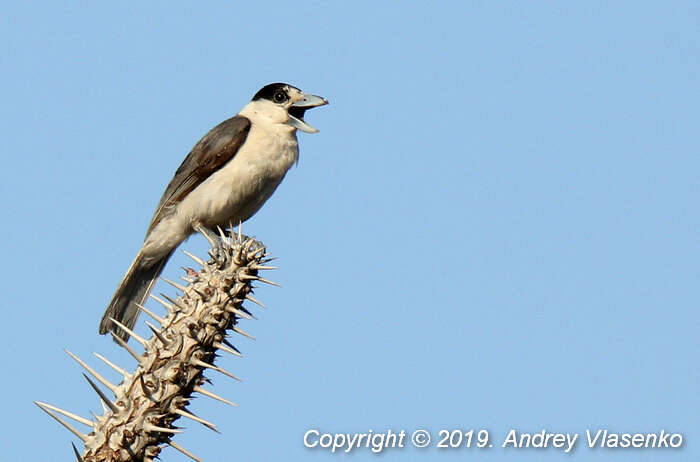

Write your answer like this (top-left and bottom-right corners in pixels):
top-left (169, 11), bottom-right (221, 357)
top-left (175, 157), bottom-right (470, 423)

top-left (1, 2), bottom-right (697, 461)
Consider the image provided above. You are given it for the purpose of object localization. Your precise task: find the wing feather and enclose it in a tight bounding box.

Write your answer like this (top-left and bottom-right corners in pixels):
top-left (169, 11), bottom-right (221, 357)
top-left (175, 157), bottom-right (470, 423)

top-left (146, 115), bottom-right (251, 234)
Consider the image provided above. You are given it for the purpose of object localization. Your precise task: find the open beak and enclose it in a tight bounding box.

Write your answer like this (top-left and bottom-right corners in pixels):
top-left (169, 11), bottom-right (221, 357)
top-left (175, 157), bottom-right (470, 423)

top-left (287, 93), bottom-right (329, 133)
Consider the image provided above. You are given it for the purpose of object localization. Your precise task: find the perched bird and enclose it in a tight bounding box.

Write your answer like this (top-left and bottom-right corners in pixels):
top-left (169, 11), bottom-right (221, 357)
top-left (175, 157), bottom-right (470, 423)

top-left (100, 83), bottom-right (328, 341)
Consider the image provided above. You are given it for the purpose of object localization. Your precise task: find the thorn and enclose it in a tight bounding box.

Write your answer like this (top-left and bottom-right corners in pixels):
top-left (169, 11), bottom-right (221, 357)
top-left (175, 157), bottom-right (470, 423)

top-left (34, 402), bottom-right (89, 442)
top-left (169, 441), bottom-right (204, 462)
top-left (65, 349), bottom-right (118, 393)
top-left (232, 326), bottom-right (255, 340)
top-left (256, 277), bottom-right (281, 287)
top-left (213, 341), bottom-right (242, 357)
top-left (192, 359), bottom-right (242, 382)
top-left (237, 221), bottom-right (242, 242)
top-left (174, 409), bottom-right (220, 433)
top-left (145, 423), bottom-right (182, 434)
top-left (216, 225), bottom-right (228, 242)
top-left (183, 249), bottom-right (205, 266)
top-left (82, 374), bottom-right (118, 413)
top-left (221, 338), bottom-right (243, 358)
top-left (146, 322), bottom-right (170, 346)
top-left (138, 375), bottom-right (155, 400)
top-left (220, 338), bottom-right (242, 356)
top-left (34, 401), bottom-right (93, 427)
top-left (193, 385), bottom-right (238, 407)
top-left (108, 318), bottom-right (148, 347)
top-left (149, 293), bottom-right (174, 312)
top-left (135, 303), bottom-right (166, 325)
top-left (161, 277), bottom-right (186, 292)
top-left (251, 265), bottom-right (278, 271)
top-left (225, 304), bottom-right (252, 320)
top-left (138, 374), bottom-right (148, 392)
top-left (93, 352), bottom-right (127, 377)
top-left (192, 287), bottom-right (208, 299)
top-left (160, 292), bottom-right (186, 310)
top-left (238, 274), bottom-right (281, 287)
top-left (245, 294), bottom-right (267, 309)
top-left (71, 442), bottom-right (85, 462)
top-left (110, 332), bottom-right (143, 362)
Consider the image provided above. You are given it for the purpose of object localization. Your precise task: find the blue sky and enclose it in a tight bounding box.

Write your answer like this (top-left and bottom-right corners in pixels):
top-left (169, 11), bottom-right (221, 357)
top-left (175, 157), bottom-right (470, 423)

top-left (1, 2), bottom-right (697, 461)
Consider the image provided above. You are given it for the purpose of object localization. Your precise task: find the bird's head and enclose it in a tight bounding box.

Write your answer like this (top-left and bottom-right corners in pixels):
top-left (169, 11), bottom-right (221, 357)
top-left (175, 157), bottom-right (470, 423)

top-left (249, 83), bottom-right (328, 133)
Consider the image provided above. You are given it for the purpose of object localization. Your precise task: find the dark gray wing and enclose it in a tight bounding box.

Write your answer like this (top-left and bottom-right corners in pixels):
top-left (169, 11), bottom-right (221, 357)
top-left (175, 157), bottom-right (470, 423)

top-left (146, 115), bottom-right (251, 234)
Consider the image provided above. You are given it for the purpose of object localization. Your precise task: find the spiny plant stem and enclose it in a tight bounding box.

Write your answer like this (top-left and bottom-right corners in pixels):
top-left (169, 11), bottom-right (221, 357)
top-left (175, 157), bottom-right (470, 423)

top-left (37, 231), bottom-right (277, 461)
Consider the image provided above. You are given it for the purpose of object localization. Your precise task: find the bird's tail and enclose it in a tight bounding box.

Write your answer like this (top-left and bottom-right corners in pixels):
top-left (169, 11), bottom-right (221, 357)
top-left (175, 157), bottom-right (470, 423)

top-left (99, 250), bottom-right (173, 341)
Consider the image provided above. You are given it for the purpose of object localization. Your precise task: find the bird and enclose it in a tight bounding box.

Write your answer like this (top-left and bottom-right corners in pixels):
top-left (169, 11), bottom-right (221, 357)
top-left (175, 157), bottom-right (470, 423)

top-left (99, 83), bottom-right (328, 341)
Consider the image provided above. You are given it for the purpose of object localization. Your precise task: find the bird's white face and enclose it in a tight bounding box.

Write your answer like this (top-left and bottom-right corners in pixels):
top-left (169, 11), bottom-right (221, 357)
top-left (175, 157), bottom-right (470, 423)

top-left (241, 83), bottom-right (328, 134)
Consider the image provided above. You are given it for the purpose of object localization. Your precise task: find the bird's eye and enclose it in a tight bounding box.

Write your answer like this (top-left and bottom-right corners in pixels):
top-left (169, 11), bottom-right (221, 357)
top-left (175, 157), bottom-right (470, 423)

top-left (273, 90), bottom-right (288, 103)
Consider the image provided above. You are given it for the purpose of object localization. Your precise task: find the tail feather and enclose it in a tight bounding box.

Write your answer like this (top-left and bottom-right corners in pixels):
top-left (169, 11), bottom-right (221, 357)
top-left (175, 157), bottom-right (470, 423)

top-left (99, 251), bottom-right (173, 341)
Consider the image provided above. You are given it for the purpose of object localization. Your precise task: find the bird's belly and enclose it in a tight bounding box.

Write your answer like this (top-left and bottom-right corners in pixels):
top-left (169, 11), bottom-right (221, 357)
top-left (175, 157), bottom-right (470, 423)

top-left (176, 132), bottom-right (298, 228)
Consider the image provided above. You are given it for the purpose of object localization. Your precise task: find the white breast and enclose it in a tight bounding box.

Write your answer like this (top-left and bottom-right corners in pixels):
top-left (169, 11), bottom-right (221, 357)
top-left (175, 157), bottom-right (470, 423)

top-left (176, 119), bottom-right (299, 226)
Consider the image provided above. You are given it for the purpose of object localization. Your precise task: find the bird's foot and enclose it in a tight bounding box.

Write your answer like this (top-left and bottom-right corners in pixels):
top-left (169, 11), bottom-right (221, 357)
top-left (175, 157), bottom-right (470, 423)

top-left (194, 223), bottom-right (228, 265)
top-left (208, 241), bottom-right (227, 265)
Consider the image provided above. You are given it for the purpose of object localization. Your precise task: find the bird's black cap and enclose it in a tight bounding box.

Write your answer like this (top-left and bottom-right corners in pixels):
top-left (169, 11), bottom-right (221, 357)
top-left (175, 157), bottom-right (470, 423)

top-left (252, 82), bottom-right (299, 101)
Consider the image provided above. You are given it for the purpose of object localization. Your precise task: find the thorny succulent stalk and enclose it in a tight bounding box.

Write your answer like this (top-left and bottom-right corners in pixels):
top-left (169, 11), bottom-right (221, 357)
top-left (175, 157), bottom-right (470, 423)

top-left (36, 229), bottom-right (278, 462)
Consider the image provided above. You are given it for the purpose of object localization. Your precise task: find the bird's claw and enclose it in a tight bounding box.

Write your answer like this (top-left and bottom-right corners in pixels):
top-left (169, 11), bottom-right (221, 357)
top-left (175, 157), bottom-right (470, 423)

top-left (207, 241), bottom-right (227, 265)
top-left (195, 223), bottom-right (228, 266)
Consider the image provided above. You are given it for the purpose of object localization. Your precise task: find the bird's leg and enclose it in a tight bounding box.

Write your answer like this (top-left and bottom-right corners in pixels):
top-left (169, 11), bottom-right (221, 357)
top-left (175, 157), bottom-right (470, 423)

top-left (193, 223), bottom-right (226, 264)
